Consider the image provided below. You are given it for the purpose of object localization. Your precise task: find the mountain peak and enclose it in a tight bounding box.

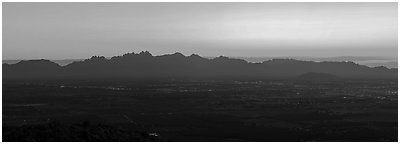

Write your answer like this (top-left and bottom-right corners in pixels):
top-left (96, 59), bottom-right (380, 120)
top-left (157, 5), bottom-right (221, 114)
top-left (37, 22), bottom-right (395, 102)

top-left (122, 52), bottom-right (135, 56)
top-left (189, 54), bottom-right (203, 59)
top-left (171, 52), bottom-right (185, 57)
top-left (89, 56), bottom-right (106, 60)
top-left (190, 54), bottom-right (200, 57)
top-left (214, 56), bottom-right (229, 60)
top-left (173, 52), bottom-right (183, 55)
top-left (17, 59), bottom-right (59, 66)
top-left (138, 51), bottom-right (152, 56)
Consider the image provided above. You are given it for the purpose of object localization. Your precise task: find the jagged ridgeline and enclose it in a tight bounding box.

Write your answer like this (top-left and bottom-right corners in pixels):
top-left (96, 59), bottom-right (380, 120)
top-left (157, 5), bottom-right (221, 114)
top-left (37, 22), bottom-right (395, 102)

top-left (3, 51), bottom-right (397, 80)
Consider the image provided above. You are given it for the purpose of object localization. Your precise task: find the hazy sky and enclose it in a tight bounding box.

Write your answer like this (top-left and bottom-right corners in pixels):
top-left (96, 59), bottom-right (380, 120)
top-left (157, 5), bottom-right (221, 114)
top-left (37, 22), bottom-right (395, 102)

top-left (3, 2), bottom-right (398, 59)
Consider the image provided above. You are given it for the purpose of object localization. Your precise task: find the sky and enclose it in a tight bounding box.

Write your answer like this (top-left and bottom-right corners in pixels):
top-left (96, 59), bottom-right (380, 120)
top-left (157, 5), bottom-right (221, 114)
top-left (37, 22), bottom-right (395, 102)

top-left (3, 2), bottom-right (398, 60)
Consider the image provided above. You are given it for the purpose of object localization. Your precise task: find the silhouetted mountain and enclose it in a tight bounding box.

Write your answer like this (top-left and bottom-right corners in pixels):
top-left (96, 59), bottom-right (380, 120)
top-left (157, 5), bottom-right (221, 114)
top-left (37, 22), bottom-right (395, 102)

top-left (3, 52), bottom-right (397, 80)
top-left (3, 59), bottom-right (62, 78)
top-left (233, 56), bottom-right (398, 68)
top-left (3, 59), bottom-right (85, 66)
top-left (297, 72), bottom-right (340, 81)
top-left (360, 61), bottom-right (398, 69)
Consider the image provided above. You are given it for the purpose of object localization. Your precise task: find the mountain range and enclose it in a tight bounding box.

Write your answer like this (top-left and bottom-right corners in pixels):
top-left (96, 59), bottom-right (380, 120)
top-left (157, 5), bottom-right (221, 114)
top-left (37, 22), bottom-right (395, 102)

top-left (3, 51), bottom-right (397, 80)
top-left (3, 56), bottom-right (398, 68)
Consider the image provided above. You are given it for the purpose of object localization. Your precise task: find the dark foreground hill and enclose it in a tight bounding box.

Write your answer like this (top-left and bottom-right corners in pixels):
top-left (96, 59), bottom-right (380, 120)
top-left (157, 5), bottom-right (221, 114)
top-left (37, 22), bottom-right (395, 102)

top-left (3, 121), bottom-right (162, 142)
top-left (3, 51), bottom-right (397, 80)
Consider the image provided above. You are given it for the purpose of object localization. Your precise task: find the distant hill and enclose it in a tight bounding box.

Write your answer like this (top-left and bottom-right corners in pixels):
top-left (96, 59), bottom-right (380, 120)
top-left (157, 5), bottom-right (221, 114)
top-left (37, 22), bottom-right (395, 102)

top-left (3, 59), bottom-right (84, 66)
top-left (359, 61), bottom-right (397, 69)
top-left (234, 56), bottom-right (398, 68)
top-left (3, 51), bottom-right (397, 80)
top-left (3, 59), bottom-right (62, 78)
top-left (297, 72), bottom-right (340, 81)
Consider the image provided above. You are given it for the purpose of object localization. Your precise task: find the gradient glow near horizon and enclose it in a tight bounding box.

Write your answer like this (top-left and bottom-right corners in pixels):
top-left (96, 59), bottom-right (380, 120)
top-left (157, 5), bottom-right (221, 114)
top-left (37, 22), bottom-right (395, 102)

top-left (3, 3), bottom-right (398, 59)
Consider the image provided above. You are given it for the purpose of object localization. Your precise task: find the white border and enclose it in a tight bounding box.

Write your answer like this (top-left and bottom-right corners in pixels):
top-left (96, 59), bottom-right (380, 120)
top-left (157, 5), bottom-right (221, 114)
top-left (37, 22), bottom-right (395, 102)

top-left (0, 1), bottom-right (398, 144)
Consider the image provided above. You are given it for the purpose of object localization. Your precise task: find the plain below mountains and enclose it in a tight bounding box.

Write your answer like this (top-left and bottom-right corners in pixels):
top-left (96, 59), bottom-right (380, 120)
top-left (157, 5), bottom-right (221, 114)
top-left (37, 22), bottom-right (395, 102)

top-left (3, 51), bottom-right (397, 80)
top-left (297, 72), bottom-right (341, 81)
